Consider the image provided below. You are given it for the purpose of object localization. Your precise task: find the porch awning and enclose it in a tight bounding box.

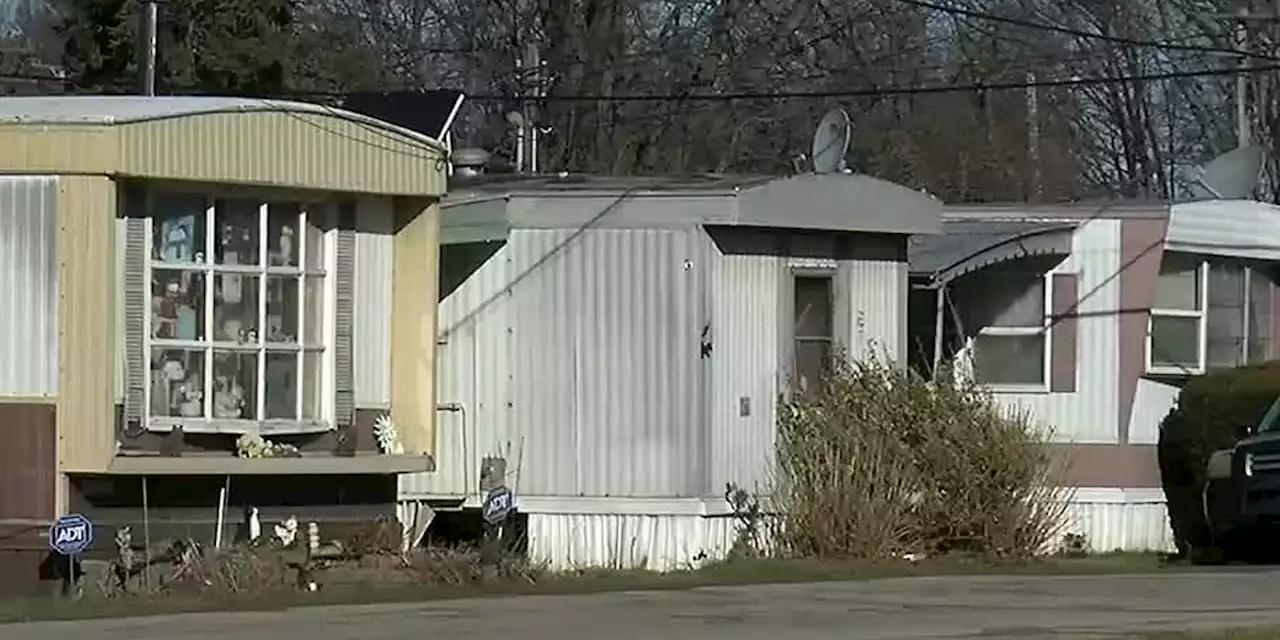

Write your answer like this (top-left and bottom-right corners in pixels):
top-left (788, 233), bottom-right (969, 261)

top-left (908, 220), bottom-right (1077, 286)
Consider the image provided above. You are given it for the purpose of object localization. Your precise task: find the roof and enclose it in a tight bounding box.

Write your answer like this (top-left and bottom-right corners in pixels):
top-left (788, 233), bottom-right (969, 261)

top-left (909, 219), bottom-right (1079, 285)
top-left (945, 200), bottom-right (1168, 221)
top-left (450, 173), bottom-right (777, 195)
top-left (442, 172), bottom-right (943, 239)
top-left (0, 95), bottom-right (447, 195)
top-left (1168, 199), bottom-right (1280, 261)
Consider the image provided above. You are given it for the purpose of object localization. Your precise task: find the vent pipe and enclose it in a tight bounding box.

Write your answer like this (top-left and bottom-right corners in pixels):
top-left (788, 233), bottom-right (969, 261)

top-left (452, 148), bottom-right (490, 178)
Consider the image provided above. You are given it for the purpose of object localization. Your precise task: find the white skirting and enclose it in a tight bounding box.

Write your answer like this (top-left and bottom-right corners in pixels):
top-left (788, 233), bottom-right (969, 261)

top-left (402, 488), bottom-right (1175, 572)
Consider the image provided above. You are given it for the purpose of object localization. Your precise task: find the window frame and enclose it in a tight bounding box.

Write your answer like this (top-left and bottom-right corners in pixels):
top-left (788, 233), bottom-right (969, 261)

top-left (789, 266), bottom-right (837, 392)
top-left (138, 187), bottom-right (338, 435)
top-left (1146, 255), bottom-right (1271, 376)
top-left (969, 272), bottom-right (1053, 392)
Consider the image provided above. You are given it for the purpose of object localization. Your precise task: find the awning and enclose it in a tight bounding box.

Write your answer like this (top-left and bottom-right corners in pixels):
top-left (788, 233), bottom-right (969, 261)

top-left (908, 220), bottom-right (1077, 286)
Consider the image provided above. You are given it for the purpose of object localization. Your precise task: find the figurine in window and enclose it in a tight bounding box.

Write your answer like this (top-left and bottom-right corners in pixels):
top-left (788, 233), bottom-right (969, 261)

top-left (213, 375), bottom-right (246, 419)
top-left (161, 216), bottom-right (195, 262)
top-left (178, 374), bottom-right (203, 417)
top-left (272, 225), bottom-right (294, 266)
top-left (154, 281), bottom-right (181, 338)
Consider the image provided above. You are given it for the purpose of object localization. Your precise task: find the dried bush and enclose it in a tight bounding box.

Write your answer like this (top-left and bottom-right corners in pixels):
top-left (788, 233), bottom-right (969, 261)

top-left (408, 545), bottom-right (545, 585)
top-left (772, 356), bottom-right (1068, 560)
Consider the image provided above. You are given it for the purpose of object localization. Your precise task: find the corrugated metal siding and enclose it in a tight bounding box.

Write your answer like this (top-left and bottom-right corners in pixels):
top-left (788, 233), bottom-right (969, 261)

top-left (989, 219), bottom-right (1123, 443)
top-left (120, 113), bottom-right (445, 197)
top-left (1064, 491), bottom-right (1174, 553)
top-left (842, 258), bottom-right (908, 362)
top-left (353, 197), bottom-right (394, 408)
top-left (709, 255), bottom-right (783, 493)
top-left (526, 512), bottom-right (737, 571)
top-left (518, 490), bottom-right (1174, 570)
top-left (406, 227), bottom-right (715, 499)
top-left (55, 175), bottom-right (117, 473)
top-left (0, 113), bottom-right (446, 197)
top-left (0, 176), bottom-right (58, 397)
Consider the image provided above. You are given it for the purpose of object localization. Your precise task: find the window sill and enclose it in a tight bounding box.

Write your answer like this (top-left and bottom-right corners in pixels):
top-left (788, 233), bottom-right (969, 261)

top-left (147, 417), bottom-right (331, 436)
top-left (983, 382), bottom-right (1051, 395)
top-left (106, 452), bottom-right (435, 476)
top-left (1145, 365), bottom-right (1204, 378)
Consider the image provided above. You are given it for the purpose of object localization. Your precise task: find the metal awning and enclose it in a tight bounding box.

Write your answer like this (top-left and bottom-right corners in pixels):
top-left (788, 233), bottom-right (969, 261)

top-left (908, 220), bottom-right (1078, 286)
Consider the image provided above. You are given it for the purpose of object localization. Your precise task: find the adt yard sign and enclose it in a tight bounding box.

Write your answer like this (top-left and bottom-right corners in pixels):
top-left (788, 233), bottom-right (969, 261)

top-left (482, 486), bottom-right (515, 525)
top-left (49, 513), bottom-right (93, 556)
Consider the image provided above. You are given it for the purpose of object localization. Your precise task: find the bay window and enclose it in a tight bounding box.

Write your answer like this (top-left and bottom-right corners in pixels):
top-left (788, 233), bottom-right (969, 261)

top-left (141, 190), bottom-right (335, 433)
top-left (1148, 253), bottom-right (1273, 374)
top-left (967, 272), bottom-right (1049, 387)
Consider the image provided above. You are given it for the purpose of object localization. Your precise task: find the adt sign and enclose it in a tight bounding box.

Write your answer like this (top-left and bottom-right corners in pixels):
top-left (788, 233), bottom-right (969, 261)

top-left (482, 486), bottom-right (515, 525)
top-left (48, 513), bottom-right (93, 556)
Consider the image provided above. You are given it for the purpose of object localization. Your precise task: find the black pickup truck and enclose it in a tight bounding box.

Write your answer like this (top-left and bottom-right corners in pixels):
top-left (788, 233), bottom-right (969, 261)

top-left (1204, 396), bottom-right (1280, 559)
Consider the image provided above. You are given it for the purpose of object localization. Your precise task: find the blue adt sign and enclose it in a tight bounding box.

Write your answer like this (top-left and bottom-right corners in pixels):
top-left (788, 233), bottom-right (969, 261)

top-left (48, 513), bottom-right (93, 556)
top-left (482, 486), bottom-right (515, 525)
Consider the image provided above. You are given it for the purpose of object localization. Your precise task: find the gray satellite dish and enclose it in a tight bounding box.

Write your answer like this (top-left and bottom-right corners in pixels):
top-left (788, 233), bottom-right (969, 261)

top-left (1188, 145), bottom-right (1265, 200)
top-left (811, 108), bottom-right (851, 173)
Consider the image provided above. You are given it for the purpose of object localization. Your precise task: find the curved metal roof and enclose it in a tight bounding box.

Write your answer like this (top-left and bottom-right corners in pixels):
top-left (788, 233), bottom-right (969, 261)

top-left (909, 220), bottom-right (1078, 285)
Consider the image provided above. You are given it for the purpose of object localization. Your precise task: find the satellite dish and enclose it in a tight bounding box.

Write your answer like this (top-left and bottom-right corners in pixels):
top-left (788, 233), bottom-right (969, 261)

top-left (1188, 145), bottom-right (1264, 200)
top-left (811, 108), bottom-right (851, 173)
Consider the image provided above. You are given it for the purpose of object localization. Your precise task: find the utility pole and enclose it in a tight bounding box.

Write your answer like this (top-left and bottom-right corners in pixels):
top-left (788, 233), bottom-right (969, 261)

top-left (513, 54), bottom-right (526, 173)
top-left (1026, 70), bottom-right (1042, 201)
top-left (137, 1), bottom-right (158, 96)
top-left (1237, 5), bottom-right (1251, 147)
top-left (525, 42), bottom-right (541, 174)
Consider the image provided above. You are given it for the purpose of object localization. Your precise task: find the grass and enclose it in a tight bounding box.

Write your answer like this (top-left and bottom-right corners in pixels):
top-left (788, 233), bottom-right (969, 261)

top-left (0, 552), bottom-right (1172, 624)
top-left (1136, 628), bottom-right (1280, 639)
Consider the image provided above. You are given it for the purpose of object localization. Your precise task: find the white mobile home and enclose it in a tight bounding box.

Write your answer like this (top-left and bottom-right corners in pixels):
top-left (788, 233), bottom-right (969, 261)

top-left (395, 173), bottom-right (942, 570)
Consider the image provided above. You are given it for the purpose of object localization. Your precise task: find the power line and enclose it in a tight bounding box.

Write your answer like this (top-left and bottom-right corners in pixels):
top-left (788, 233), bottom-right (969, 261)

top-left (455, 64), bottom-right (1277, 103)
top-left (897, 0), bottom-right (1277, 62)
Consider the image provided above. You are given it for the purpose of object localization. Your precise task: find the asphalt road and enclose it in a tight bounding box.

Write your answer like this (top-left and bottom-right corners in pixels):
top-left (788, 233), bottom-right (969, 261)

top-left (9, 571), bottom-right (1280, 639)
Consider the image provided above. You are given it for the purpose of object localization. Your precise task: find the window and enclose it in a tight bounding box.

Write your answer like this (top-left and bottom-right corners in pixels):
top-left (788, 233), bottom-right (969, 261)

top-left (968, 273), bottom-right (1048, 387)
top-left (793, 275), bottom-right (834, 391)
top-left (145, 192), bottom-right (332, 430)
top-left (1148, 253), bottom-right (1273, 374)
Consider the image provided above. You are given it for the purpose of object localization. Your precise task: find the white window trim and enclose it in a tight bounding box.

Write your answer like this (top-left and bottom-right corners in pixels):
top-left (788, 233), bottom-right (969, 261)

top-left (1146, 258), bottom-right (1268, 376)
top-left (971, 273), bottom-right (1052, 393)
top-left (139, 190), bottom-right (337, 436)
top-left (788, 269), bottom-right (837, 393)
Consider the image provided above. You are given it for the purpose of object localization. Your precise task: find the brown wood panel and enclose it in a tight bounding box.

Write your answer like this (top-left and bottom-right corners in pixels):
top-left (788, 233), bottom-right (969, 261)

top-left (0, 402), bottom-right (56, 521)
top-left (1049, 443), bottom-right (1161, 488)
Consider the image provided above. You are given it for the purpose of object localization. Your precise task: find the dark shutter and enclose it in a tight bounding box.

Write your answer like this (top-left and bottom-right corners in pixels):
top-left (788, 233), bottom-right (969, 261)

top-left (1050, 273), bottom-right (1079, 393)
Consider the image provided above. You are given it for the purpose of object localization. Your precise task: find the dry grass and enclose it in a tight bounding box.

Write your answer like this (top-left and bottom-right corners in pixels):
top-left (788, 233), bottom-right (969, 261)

top-left (772, 356), bottom-right (1069, 560)
top-left (0, 551), bottom-right (1170, 624)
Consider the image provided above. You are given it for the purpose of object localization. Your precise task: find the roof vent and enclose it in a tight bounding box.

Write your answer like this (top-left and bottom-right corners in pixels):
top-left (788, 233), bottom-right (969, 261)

top-left (452, 148), bottom-right (490, 178)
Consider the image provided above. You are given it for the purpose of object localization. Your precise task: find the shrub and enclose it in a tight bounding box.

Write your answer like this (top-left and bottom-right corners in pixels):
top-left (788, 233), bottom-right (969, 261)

top-left (1157, 362), bottom-right (1280, 556)
top-left (771, 356), bottom-right (1068, 560)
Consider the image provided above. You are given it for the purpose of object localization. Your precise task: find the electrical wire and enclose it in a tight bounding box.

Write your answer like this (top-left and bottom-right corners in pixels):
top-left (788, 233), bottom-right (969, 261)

top-left (454, 64), bottom-right (1280, 102)
top-left (896, 0), bottom-right (1275, 61)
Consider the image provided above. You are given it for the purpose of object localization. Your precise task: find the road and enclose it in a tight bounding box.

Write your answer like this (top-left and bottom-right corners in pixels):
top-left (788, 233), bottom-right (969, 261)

top-left (8, 571), bottom-right (1280, 639)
